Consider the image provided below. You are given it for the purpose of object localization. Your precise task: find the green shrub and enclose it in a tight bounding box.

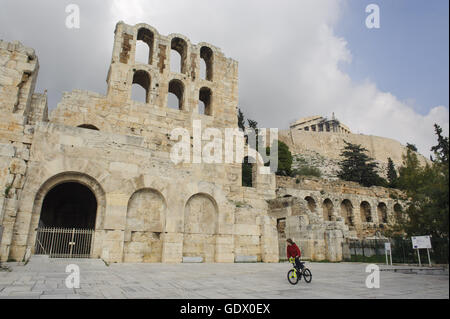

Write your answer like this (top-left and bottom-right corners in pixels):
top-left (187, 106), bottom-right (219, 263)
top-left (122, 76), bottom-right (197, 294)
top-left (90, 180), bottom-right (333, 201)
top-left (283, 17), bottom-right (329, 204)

top-left (292, 166), bottom-right (322, 178)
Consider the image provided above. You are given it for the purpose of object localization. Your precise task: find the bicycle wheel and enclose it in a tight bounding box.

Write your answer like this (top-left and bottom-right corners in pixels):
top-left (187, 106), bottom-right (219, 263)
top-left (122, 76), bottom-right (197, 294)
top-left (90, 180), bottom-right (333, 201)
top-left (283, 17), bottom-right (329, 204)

top-left (302, 268), bottom-right (312, 283)
top-left (287, 269), bottom-right (299, 285)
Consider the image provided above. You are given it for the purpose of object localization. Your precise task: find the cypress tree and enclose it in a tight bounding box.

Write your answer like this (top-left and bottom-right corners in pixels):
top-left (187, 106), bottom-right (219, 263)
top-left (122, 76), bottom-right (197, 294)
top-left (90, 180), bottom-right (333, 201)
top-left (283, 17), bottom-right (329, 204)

top-left (387, 157), bottom-right (398, 187)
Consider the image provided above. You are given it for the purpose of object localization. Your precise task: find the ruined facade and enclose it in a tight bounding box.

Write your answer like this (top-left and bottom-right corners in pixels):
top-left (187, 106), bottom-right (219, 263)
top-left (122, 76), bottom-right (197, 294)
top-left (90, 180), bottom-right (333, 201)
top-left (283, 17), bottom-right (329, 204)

top-left (290, 114), bottom-right (351, 134)
top-left (0, 22), bottom-right (278, 263)
top-left (1, 22), bottom-right (408, 264)
top-left (270, 176), bottom-right (407, 261)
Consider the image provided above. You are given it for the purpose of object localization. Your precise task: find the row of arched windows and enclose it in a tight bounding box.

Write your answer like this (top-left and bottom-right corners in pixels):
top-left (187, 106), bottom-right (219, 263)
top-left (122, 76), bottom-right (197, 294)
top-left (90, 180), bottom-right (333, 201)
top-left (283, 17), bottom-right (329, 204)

top-left (303, 196), bottom-right (403, 226)
top-left (134, 28), bottom-right (214, 81)
top-left (131, 70), bottom-right (213, 115)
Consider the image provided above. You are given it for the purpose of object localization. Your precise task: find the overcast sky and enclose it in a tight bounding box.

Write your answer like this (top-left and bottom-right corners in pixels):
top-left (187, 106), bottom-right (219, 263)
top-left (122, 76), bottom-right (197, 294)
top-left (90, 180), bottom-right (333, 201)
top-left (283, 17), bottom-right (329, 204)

top-left (0, 0), bottom-right (448, 157)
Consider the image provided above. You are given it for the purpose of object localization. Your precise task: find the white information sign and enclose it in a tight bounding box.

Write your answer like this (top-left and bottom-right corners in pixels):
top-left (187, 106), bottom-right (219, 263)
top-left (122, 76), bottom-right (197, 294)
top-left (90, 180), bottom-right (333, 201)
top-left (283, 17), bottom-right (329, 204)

top-left (411, 236), bottom-right (432, 249)
top-left (384, 242), bottom-right (392, 265)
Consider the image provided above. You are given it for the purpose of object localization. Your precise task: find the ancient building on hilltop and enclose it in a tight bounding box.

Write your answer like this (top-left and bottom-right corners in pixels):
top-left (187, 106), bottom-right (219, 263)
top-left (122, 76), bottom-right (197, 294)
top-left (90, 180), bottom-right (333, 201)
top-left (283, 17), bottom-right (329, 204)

top-left (290, 114), bottom-right (351, 134)
top-left (0, 22), bottom-right (407, 263)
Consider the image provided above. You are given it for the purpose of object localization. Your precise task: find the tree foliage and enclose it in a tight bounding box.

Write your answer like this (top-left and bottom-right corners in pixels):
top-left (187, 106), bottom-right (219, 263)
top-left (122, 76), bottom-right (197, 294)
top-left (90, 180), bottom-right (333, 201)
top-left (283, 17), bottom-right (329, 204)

top-left (396, 124), bottom-right (449, 239)
top-left (237, 108), bottom-right (245, 132)
top-left (276, 140), bottom-right (293, 176)
top-left (387, 157), bottom-right (398, 188)
top-left (337, 141), bottom-right (387, 187)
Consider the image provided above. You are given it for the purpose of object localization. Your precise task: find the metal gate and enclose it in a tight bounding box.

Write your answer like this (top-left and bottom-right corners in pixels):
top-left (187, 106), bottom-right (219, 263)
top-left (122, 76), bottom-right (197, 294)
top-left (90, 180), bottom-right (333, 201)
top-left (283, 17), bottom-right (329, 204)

top-left (34, 227), bottom-right (94, 258)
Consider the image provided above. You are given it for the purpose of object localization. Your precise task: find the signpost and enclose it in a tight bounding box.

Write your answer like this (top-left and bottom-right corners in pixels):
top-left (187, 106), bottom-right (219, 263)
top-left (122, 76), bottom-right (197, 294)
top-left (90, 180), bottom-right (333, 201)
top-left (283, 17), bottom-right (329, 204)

top-left (411, 236), bottom-right (432, 267)
top-left (384, 242), bottom-right (392, 265)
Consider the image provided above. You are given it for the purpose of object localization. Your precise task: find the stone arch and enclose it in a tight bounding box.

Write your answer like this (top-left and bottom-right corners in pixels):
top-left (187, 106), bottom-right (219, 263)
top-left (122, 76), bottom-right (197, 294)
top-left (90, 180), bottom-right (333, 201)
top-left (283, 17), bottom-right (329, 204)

top-left (168, 79), bottom-right (184, 110)
top-left (183, 193), bottom-right (218, 262)
top-left (377, 202), bottom-right (388, 224)
top-left (322, 198), bottom-right (334, 221)
top-left (198, 86), bottom-right (212, 115)
top-left (200, 45), bottom-right (213, 81)
top-left (170, 37), bottom-right (188, 74)
top-left (132, 69), bottom-right (151, 103)
top-left (340, 199), bottom-right (354, 226)
top-left (136, 27), bottom-right (154, 64)
top-left (304, 196), bottom-right (317, 213)
top-left (39, 182), bottom-right (97, 229)
top-left (360, 201), bottom-right (372, 222)
top-left (123, 188), bottom-right (166, 262)
top-left (27, 172), bottom-right (106, 251)
top-left (77, 124), bottom-right (99, 131)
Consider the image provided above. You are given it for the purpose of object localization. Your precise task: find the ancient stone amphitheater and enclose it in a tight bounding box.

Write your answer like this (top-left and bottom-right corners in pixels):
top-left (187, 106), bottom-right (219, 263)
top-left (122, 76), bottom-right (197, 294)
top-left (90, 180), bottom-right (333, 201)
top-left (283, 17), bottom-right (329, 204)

top-left (0, 22), bottom-right (414, 263)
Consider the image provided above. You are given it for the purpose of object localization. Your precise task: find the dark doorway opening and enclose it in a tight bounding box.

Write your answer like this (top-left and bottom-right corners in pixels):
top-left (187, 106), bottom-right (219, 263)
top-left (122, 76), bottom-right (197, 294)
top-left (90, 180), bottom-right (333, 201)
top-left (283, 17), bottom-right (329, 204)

top-left (39, 182), bottom-right (97, 229)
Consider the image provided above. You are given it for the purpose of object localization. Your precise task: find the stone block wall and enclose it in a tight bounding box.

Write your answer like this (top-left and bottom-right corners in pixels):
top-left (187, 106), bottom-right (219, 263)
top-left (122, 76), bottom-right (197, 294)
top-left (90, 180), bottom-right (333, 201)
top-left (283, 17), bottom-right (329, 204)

top-left (270, 176), bottom-right (407, 261)
top-left (0, 24), bottom-right (279, 264)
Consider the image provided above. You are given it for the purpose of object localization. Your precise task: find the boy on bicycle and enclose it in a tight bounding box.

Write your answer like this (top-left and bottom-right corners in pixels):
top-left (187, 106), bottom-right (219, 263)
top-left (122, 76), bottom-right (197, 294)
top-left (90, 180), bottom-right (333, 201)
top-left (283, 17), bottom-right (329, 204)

top-left (286, 238), bottom-right (303, 270)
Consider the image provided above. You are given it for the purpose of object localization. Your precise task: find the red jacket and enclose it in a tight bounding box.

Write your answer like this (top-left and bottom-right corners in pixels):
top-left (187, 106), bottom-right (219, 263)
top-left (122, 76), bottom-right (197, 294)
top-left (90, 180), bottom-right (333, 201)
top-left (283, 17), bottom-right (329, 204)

top-left (287, 243), bottom-right (301, 258)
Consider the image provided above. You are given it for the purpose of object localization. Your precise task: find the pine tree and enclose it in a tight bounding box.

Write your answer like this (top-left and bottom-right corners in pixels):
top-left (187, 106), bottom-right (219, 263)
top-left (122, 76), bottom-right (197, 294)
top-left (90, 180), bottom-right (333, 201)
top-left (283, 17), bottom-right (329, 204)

top-left (387, 157), bottom-right (398, 187)
top-left (337, 141), bottom-right (387, 187)
top-left (406, 143), bottom-right (418, 152)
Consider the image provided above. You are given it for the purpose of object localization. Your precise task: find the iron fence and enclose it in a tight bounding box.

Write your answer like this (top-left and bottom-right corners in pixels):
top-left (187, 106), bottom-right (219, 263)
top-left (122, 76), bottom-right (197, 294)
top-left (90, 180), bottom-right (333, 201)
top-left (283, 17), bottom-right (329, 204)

top-left (35, 227), bottom-right (94, 258)
top-left (344, 237), bottom-right (449, 264)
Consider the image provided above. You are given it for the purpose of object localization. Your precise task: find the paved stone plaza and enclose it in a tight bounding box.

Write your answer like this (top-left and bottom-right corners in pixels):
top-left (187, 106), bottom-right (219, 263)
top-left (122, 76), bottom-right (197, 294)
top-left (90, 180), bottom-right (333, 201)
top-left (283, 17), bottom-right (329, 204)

top-left (0, 256), bottom-right (448, 299)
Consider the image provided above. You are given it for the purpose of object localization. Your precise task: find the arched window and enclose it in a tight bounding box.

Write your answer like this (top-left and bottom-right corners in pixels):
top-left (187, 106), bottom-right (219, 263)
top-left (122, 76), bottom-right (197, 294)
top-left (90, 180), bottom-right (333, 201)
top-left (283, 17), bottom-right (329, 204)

top-left (168, 79), bottom-right (184, 110)
top-left (304, 196), bottom-right (316, 213)
top-left (131, 70), bottom-right (151, 103)
top-left (377, 202), bottom-right (388, 224)
top-left (360, 201), bottom-right (372, 222)
top-left (322, 198), bottom-right (334, 221)
top-left (198, 87), bottom-right (212, 115)
top-left (136, 28), bottom-right (154, 64)
top-left (242, 156), bottom-right (256, 187)
top-left (171, 37), bottom-right (188, 74)
top-left (200, 46), bottom-right (213, 81)
top-left (78, 124), bottom-right (99, 131)
top-left (340, 199), bottom-right (354, 226)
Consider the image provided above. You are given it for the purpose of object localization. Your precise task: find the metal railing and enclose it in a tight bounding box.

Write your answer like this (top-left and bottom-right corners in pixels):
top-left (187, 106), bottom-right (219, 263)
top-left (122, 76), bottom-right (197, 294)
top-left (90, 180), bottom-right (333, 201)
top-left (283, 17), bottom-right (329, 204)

top-left (35, 227), bottom-right (94, 258)
top-left (343, 237), bottom-right (449, 264)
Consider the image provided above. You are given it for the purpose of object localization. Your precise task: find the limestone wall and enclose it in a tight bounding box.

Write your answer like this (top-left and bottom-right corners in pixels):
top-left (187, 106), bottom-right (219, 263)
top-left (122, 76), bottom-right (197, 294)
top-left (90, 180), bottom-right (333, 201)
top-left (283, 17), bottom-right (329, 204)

top-left (270, 176), bottom-right (407, 261)
top-left (0, 24), bottom-right (279, 264)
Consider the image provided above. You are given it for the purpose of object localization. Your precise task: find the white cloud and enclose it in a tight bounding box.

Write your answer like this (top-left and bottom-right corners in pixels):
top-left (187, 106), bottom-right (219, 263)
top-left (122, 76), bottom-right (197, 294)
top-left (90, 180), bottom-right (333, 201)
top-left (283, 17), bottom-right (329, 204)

top-left (1, 0), bottom-right (447, 157)
top-left (107, 0), bottom-right (449, 157)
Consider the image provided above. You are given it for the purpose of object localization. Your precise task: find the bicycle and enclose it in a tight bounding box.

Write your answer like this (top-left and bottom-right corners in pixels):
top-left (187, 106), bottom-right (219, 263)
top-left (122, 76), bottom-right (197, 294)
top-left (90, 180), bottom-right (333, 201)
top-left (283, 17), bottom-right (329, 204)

top-left (287, 257), bottom-right (312, 285)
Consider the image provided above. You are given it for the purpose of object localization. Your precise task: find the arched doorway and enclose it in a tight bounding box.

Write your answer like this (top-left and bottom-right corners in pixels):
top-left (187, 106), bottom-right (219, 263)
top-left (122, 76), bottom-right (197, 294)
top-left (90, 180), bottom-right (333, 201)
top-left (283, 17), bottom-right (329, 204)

top-left (183, 193), bottom-right (218, 262)
top-left (123, 188), bottom-right (166, 263)
top-left (35, 182), bottom-right (98, 258)
top-left (39, 182), bottom-right (97, 228)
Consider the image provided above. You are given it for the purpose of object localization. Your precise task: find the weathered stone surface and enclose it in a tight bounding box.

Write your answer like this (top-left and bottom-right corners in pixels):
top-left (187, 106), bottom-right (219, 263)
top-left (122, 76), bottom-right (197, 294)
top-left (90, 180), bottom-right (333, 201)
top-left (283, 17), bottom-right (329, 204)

top-left (0, 22), bottom-right (407, 265)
